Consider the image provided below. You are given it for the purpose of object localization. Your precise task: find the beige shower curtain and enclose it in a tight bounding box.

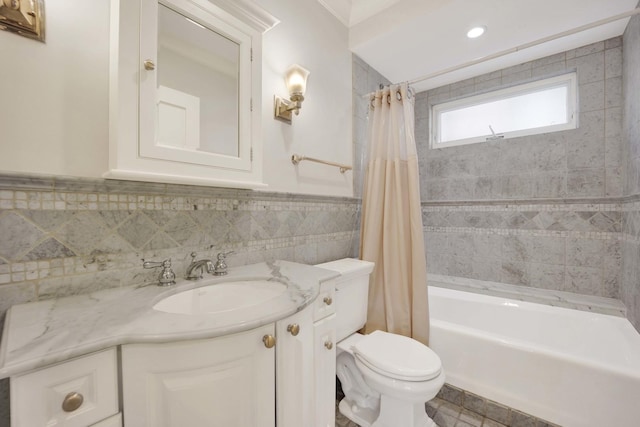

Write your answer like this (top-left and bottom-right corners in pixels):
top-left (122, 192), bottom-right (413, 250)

top-left (360, 83), bottom-right (429, 345)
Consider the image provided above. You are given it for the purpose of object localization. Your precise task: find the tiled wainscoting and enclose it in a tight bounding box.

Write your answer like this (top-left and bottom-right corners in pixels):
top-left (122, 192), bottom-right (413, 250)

top-left (423, 200), bottom-right (622, 298)
top-left (0, 174), bottom-right (360, 321)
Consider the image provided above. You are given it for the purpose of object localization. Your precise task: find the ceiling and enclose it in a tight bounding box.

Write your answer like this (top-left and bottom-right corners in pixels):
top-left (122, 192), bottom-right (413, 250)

top-left (318, 0), bottom-right (639, 92)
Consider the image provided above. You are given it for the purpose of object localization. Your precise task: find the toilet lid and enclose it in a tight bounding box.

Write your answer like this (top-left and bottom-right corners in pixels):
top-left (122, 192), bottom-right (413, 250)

top-left (353, 330), bottom-right (441, 382)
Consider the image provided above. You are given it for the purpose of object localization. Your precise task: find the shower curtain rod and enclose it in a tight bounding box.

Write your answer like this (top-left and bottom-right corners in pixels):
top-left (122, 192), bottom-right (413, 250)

top-left (363, 7), bottom-right (640, 95)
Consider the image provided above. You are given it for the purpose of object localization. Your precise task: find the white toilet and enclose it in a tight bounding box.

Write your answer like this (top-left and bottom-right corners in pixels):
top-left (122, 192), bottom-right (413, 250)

top-left (316, 258), bottom-right (445, 427)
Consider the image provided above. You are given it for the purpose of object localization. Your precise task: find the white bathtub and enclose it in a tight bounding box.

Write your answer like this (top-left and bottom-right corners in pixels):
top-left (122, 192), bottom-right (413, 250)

top-left (428, 286), bottom-right (640, 427)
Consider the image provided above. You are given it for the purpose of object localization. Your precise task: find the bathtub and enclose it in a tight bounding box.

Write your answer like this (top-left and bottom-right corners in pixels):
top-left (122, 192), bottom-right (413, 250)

top-left (428, 286), bottom-right (640, 427)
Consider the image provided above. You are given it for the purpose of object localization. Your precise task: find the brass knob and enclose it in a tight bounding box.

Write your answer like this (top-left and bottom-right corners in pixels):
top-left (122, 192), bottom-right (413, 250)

top-left (143, 59), bottom-right (156, 70)
top-left (287, 324), bottom-right (300, 336)
top-left (61, 392), bottom-right (84, 412)
top-left (324, 341), bottom-right (333, 350)
top-left (263, 334), bottom-right (276, 348)
top-left (323, 297), bottom-right (333, 306)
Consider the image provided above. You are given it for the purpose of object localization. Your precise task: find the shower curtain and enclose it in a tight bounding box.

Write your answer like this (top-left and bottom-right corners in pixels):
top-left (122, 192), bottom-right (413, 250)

top-left (360, 83), bottom-right (429, 345)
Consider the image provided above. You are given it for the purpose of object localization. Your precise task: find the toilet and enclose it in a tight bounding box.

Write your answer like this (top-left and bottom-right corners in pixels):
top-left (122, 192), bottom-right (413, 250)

top-left (316, 258), bottom-right (445, 427)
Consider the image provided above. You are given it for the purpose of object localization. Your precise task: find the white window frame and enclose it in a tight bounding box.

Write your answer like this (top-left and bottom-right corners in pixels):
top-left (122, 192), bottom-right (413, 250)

top-left (430, 72), bottom-right (578, 149)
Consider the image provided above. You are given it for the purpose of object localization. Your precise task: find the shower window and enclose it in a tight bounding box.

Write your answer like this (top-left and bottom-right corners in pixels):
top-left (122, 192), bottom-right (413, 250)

top-left (430, 72), bottom-right (577, 148)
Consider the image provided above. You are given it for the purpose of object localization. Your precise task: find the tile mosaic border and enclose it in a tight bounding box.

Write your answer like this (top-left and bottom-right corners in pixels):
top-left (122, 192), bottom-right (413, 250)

top-left (0, 172), bottom-right (361, 205)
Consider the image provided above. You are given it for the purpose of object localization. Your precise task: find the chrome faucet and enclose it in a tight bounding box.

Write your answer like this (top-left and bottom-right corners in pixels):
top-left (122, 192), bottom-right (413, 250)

top-left (185, 252), bottom-right (214, 280)
top-left (213, 251), bottom-right (234, 276)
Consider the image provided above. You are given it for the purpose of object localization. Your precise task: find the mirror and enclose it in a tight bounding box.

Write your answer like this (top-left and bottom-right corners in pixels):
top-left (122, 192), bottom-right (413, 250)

top-left (108, 0), bottom-right (278, 188)
top-left (157, 4), bottom-right (239, 157)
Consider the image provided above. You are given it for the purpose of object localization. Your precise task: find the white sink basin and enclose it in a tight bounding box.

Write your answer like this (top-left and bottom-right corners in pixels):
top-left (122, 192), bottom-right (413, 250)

top-left (153, 280), bottom-right (288, 315)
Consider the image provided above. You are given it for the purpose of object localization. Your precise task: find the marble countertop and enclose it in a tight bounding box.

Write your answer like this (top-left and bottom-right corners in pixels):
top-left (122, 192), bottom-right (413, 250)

top-left (0, 260), bottom-right (338, 378)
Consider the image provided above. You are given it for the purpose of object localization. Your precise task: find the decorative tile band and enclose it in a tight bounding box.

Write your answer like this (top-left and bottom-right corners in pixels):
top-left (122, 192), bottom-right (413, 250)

top-left (424, 226), bottom-right (620, 240)
top-left (0, 189), bottom-right (359, 212)
top-left (423, 202), bottom-right (623, 212)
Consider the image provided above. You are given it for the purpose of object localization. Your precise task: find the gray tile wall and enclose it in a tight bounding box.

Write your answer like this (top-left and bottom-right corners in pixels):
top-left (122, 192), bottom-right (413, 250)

top-left (622, 7), bottom-right (640, 331)
top-left (424, 202), bottom-right (622, 298)
top-left (0, 174), bottom-right (360, 333)
top-left (352, 54), bottom-right (391, 199)
top-left (416, 38), bottom-right (623, 201)
top-left (415, 39), bottom-right (629, 304)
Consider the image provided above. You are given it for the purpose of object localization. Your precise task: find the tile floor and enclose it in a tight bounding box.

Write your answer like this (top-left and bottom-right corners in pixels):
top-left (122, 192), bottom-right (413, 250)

top-left (334, 383), bottom-right (561, 427)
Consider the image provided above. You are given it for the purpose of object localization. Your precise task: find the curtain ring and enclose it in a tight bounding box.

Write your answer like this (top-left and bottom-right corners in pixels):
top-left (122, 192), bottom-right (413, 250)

top-left (396, 90), bottom-right (402, 101)
top-left (386, 94), bottom-right (391, 105)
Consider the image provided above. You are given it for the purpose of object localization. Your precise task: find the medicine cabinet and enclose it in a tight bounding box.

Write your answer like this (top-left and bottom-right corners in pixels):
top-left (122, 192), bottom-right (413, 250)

top-left (107, 0), bottom-right (278, 188)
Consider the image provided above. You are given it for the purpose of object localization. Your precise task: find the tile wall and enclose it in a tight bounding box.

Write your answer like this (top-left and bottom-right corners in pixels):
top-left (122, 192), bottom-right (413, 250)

top-left (622, 7), bottom-right (640, 330)
top-left (352, 54), bottom-right (391, 199)
top-left (416, 37), bottom-right (624, 201)
top-left (414, 38), bottom-right (631, 304)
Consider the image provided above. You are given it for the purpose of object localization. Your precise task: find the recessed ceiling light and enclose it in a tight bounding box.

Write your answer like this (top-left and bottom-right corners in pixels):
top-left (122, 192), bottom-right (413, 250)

top-left (467, 26), bottom-right (486, 39)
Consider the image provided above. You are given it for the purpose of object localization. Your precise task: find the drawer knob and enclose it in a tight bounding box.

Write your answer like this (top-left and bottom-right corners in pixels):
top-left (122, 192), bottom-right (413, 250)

top-left (62, 392), bottom-right (84, 412)
top-left (323, 296), bottom-right (333, 306)
top-left (263, 334), bottom-right (276, 348)
top-left (287, 323), bottom-right (300, 336)
top-left (324, 341), bottom-right (333, 350)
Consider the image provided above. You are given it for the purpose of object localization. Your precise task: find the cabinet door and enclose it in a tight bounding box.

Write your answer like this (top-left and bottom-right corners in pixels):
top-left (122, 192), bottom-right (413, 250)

top-left (314, 314), bottom-right (336, 427)
top-left (276, 305), bottom-right (314, 427)
top-left (122, 325), bottom-right (275, 427)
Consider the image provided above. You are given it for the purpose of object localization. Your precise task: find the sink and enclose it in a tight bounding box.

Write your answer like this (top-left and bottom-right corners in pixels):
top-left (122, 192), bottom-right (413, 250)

top-left (153, 280), bottom-right (288, 315)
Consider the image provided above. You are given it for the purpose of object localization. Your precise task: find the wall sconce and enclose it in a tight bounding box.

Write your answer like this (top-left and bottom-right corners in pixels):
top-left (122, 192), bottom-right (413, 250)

top-left (0, 0), bottom-right (46, 42)
top-left (274, 64), bottom-right (310, 124)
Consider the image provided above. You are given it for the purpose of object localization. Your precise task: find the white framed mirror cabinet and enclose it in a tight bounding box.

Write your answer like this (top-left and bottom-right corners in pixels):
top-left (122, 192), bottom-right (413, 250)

top-left (107, 0), bottom-right (278, 189)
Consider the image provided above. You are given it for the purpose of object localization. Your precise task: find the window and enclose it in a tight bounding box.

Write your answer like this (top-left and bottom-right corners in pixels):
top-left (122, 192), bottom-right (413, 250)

top-left (431, 73), bottom-right (577, 148)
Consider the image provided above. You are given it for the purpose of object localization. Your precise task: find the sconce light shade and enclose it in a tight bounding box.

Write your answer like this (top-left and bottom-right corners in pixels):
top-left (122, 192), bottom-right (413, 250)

top-left (285, 64), bottom-right (310, 96)
top-left (275, 64), bottom-right (310, 124)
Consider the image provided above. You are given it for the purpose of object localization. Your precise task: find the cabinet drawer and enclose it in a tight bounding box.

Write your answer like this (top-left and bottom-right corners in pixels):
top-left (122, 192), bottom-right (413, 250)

top-left (313, 280), bottom-right (336, 322)
top-left (91, 413), bottom-right (122, 427)
top-left (11, 348), bottom-right (119, 427)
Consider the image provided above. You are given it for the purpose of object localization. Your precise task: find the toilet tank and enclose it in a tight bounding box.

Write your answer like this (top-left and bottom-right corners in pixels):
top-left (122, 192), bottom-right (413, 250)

top-left (315, 258), bottom-right (375, 342)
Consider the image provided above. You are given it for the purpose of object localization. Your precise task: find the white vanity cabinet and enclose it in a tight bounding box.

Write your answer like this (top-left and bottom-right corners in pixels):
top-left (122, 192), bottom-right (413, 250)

top-left (313, 280), bottom-right (337, 427)
top-left (276, 280), bottom-right (337, 427)
top-left (10, 349), bottom-right (120, 427)
top-left (107, 0), bottom-right (278, 189)
top-left (2, 262), bottom-right (339, 427)
top-left (276, 305), bottom-right (315, 427)
top-left (121, 324), bottom-right (276, 427)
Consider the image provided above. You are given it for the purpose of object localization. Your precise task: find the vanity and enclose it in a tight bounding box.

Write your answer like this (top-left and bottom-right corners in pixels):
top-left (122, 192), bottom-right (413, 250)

top-left (0, 261), bottom-right (339, 426)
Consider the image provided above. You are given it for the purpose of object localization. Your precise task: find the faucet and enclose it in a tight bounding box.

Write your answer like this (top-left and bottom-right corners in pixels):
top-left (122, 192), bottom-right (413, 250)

top-left (185, 252), bottom-right (214, 280)
top-left (142, 258), bottom-right (176, 286)
top-left (213, 251), bottom-right (234, 276)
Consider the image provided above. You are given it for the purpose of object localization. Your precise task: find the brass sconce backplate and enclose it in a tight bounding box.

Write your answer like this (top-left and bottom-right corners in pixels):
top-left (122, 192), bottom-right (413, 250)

top-left (0, 0), bottom-right (45, 42)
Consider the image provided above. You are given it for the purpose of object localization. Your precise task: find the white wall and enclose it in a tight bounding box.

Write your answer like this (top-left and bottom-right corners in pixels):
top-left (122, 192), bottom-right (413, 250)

top-left (257, 0), bottom-right (353, 196)
top-left (0, 0), bottom-right (110, 178)
top-left (0, 0), bottom-right (353, 197)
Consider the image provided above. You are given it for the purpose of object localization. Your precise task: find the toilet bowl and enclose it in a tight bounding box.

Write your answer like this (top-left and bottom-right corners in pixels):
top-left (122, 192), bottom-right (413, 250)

top-left (315, 258), bottom-right (445, 427)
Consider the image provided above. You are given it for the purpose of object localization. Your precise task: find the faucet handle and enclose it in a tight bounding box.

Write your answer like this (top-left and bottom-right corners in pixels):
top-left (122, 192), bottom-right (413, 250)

top-left (213, 251), bottom-right (234, 276)
top-left (142, 259), bottom-right (176, 286)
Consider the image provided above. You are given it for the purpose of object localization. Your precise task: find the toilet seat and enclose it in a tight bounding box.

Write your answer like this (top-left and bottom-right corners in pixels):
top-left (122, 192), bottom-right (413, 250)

top-left (353, 330), bottom-right (441, 382)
